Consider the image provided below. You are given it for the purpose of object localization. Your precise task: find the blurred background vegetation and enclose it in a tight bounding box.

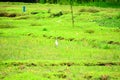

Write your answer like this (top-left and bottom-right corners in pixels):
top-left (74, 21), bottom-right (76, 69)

top-left (0, 0), bottom-right (120, 8)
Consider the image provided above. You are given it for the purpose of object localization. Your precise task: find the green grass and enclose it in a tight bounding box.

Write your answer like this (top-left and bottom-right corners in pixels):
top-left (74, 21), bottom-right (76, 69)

top-left (81, 2), bottom-right (120, 8)
top-left (0, 2), bottom-right (120, 80)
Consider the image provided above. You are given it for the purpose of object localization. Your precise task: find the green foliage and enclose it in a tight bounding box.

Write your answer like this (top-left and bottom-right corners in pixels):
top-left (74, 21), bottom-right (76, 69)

top-left (96, 16), bottom-right (120, 28)
top-left (43, 28), bottom-right (47, 31)
top-left (81, 2), bottom-right (120, 8)
top-left (38, 0), bottom-right (120, 8)
top-left (39, 0), bottom-right (46, 4)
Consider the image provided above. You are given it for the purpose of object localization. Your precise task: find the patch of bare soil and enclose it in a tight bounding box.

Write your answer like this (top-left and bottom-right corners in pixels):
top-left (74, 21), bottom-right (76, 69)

top-left (43, 35), bottom-right (77, 41)
top-left (0, 12), bottom-right (20, 17)
top-left (113, 29), bottom-right (120, 32)
top-left (85, 62), bottom-right (120, 66)
top-left (2, 62), bottom-right (120, 67)
top-left (79, 8), bottom-right (100, 13)
top-left (100, 75), bottom-right (109, 80)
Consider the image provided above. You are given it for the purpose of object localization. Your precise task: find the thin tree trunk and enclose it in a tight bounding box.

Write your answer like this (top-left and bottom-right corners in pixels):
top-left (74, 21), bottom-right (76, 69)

top-left (70, 0), bottom-right (74, 27)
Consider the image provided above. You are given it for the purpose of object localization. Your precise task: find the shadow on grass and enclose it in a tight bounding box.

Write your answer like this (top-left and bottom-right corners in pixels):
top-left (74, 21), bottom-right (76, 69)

top-left (0, 24), bottom-right (16, 29)
top-left (0, 12), bottom-right (18, 17)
